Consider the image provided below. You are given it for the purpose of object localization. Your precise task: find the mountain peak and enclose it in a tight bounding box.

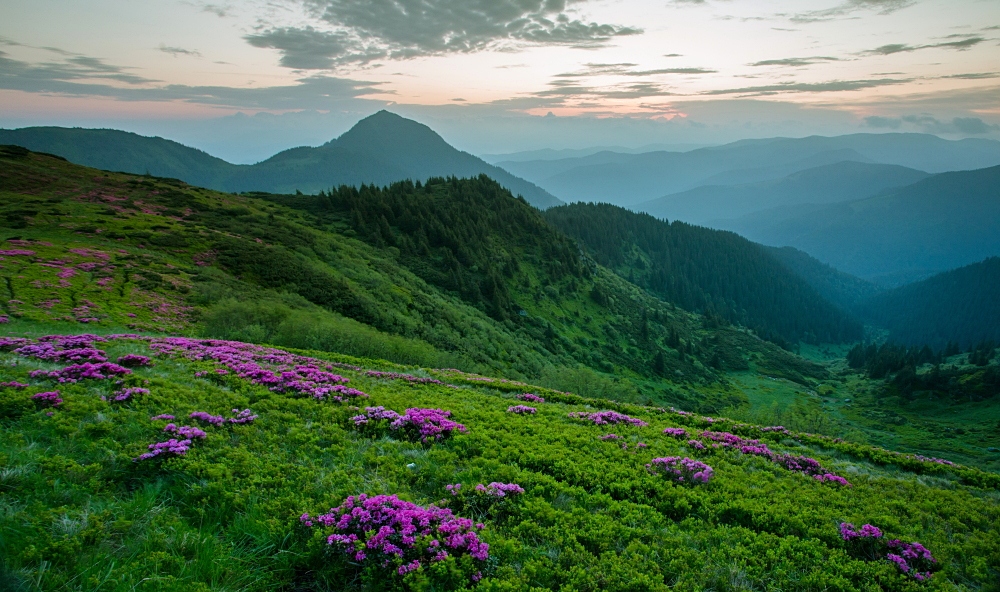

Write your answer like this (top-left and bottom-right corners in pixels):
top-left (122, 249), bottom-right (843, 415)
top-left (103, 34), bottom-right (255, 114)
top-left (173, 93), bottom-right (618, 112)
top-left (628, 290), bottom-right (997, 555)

top-left (333, 110), bottom-right (449, 152)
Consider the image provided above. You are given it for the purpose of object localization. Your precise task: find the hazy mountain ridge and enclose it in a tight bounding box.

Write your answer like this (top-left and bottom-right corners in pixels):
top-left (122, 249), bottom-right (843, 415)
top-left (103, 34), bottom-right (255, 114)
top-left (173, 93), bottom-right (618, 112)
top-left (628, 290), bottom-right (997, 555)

top-left (724, 165), bottom-right (1000, 285)
top-left (638, 161), bottom-right (931, 226)
top-left (499, 133), bottom-right (1000, 206)
top-left (0, 111), bottom-right (563, 209)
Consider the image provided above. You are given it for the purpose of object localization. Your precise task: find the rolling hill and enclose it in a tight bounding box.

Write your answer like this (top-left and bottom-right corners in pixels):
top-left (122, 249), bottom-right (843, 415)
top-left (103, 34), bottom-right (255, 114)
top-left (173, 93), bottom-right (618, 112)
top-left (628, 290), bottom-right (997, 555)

top-left (498, 133), bottom-right (1000, 206)
top-left (638, 161), bottom-right (930, 227)
top-left (0, 111), bottom-right (563, 209)
top-left (0, 144), bottom-right (826, 411)
top-left (723, 165), bottom-right (1000, 285)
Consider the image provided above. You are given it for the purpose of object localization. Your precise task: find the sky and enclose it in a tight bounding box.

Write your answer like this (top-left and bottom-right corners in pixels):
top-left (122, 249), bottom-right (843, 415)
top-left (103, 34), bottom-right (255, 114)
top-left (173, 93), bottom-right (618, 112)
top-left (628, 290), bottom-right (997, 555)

top-left (1, 0), bottom-right (998, 162)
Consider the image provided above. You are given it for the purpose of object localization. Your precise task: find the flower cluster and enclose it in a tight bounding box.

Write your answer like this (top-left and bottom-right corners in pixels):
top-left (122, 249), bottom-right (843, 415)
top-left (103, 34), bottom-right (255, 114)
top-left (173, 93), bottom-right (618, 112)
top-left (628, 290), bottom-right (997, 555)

top-left (517, 393), bottom-right (544, 403)
top-left (302, 494), bottom-right (488, 582)
top-left (164, 424), bottom-right (208, 439)
top-left (116, 354), bottom-right (153, 367)
top-left (814, 473), bottom-right (851, 486)
top-left (887, 540), bottom-right (936, 580)
top-left (352, 405), bottom-right (402, 426)
top-left (697, 431), bottom-right (849, 486)
top-left (663, 427), bottom-right (687, 438)
top-left (107, 387), bottom-right (149, 402)
top-left (568, 410), bottom-right (648, 427)
top-left (30, 362), bottom-right (131, 383)
top-left (840, 523), bottom-right (883, 541)
top-left (647, 457), bottom-right (714, 484)
top-left (0, 381), bottom-right (28, 388)
top-left (134, 439), bottom-right (194, 462)
top-left (475, 482), bottom-right (525, 498)
top-left (687, 439), bottom-right (706, 450)
top-left (365, 370), bottom-right (443, 385)
top-left (31, 391), bottom-right (63, 407)
top-left (150, 414), bottom-right (175, 421)
top-left (600, 434), bottom-right (621, 441)
top-left (351, 407), bottom-right (467, 443)
top-left (507, 405), bottom-right (536, 414)
top-left (228, 409), bottom-right (258, 424)
top-left (148, 337), bottom-right (367, 402)
top-left (190, 411), bottom-right (225, 426)
top-left (840, 523), bottom-right (936, 581)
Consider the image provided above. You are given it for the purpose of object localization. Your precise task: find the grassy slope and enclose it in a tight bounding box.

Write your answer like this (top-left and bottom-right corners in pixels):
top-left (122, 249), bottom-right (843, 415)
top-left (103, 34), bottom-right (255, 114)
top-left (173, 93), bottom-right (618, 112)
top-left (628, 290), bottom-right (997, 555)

top-left (1, 334), bottom-right (999, 591)
top-left (0, 146), bottom-right (820, 412)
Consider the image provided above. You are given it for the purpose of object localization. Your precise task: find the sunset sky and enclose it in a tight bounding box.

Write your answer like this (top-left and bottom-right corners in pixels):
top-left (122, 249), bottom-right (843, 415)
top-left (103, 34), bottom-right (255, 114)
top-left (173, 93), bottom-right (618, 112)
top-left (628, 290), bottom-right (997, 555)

top-left (2, 0), bottom-right (998, 161)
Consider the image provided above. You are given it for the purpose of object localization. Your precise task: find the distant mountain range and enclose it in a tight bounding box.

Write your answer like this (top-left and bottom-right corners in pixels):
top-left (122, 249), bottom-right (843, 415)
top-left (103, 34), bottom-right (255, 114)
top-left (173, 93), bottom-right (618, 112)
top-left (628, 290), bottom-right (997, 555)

top-left (498, 133), bottom-right (1000, 206)
top-left (723, 165), bottom-right (1000, 285)
top-left (637, 161), bottom-right (931, 227)
top-left (0, 111), bottom-right (563, 209)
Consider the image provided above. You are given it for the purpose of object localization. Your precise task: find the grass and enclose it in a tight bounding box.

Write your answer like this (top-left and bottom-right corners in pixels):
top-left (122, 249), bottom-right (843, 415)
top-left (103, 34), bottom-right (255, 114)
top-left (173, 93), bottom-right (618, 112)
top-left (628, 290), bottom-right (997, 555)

top-left (1, 332), bottom-right (999, 591)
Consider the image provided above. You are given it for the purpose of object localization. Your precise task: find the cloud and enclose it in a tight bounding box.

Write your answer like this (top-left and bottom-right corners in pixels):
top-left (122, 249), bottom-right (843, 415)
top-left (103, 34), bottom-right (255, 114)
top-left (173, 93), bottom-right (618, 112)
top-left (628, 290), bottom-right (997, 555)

top-left (859, 36), bottom-right (984, 56)
top-left (790, 0), bottom-right (916, 23)
top-left (0, 51), bottom-right (386, 111)
top-left (248, 0), bottom-right (642, 68)
top-left (158, 45), bottom-right (202, 58)
top-left (864, 114), bottom-right (999, 134)
top-left (704, 78), bottom-right (911, 96)
top-left (663, 53), bottom-right (683, 58)
top-left (943, 72), bottom-right (999, 80)
top-left (749, 56), bottom-right (840, 67)
top-left (554, 62), bottom-right (716, 77)
top-left (245, 27), bottom-right (380, 68)
top-left (863, 115), bottom-right (901, 129)
top-left (533, 79), bottom-right (676, 100)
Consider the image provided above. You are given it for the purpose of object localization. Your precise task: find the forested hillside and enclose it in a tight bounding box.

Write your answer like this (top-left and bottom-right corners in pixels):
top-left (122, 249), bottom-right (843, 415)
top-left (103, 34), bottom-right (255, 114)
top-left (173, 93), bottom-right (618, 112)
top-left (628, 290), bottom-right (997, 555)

top-left (855, 257), bottom-right (1000, 348)
top-left (765, 246), bottom-right (882, 311)
top-left (544, 203), bottom-right (863, 346)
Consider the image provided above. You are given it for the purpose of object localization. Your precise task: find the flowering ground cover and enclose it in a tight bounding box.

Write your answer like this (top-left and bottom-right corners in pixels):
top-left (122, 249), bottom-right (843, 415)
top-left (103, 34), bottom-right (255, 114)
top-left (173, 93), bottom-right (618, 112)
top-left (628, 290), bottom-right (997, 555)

top-left (1, 332), bottom-right (998, 591)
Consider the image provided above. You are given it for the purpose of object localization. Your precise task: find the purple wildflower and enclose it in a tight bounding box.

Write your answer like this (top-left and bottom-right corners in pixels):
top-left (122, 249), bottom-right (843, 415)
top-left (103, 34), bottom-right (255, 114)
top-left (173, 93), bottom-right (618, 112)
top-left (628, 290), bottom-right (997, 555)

top-left (31, 391), bottom-right (63, 408)
top-left (507, 405), bottom-right (536, 414)
top-left (647, 457), bottom-right (714, 484)
top-left (568, 410), bottom-right (648, 427)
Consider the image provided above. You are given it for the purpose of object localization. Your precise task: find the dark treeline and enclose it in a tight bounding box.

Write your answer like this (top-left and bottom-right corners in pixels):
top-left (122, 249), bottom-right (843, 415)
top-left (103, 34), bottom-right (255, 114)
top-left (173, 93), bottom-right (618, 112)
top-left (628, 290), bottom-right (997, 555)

top-left (266, 176), bottom-right (586, 320)
top-left (847, 340), bottom-right (999, 401)
top-left (544, 203), bottom-right (863, 345)
top-left (856, 257), bottom-right (1000, 349)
